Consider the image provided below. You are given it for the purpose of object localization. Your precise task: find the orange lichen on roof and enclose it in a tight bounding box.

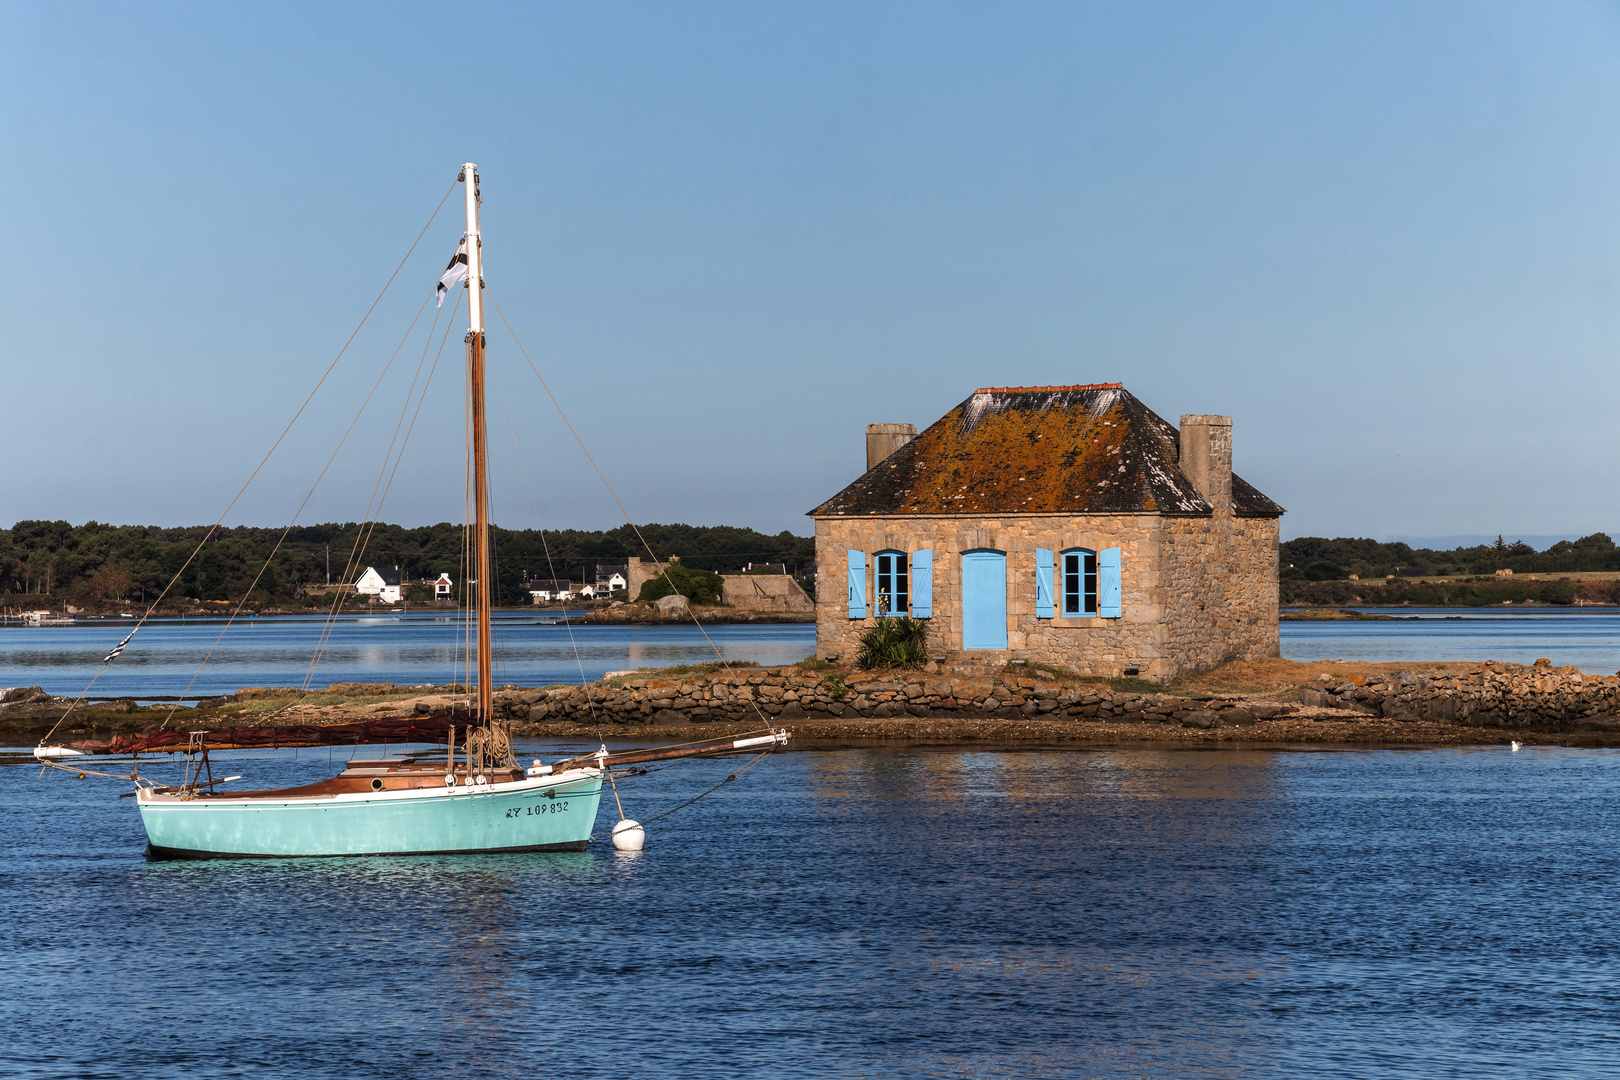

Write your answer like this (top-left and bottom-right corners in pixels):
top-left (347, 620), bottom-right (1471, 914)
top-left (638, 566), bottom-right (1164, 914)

top-left (899, 397), bottom-right (1148, 514)
top-left (809, 384), bottom-right (1284, 519)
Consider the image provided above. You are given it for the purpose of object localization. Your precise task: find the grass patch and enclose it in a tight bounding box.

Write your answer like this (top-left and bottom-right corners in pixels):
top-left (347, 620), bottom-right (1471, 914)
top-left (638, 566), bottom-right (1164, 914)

top-left (795, 655), bottom-right (841, 671)
top-left (998, 662), bottom-right (1167, 695)
top-left (1017, 661), bottom-right (1090, 682)
top-left (600, 660), bottom-right (761, 686)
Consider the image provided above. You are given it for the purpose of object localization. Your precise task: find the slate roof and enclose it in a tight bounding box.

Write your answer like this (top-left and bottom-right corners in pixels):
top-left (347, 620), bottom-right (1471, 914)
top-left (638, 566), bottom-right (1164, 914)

top-left (808, 384), bottom-right (1283, 519)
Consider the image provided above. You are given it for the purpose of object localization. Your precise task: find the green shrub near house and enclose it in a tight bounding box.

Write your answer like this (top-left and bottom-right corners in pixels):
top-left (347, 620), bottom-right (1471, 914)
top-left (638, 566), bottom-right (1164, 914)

top-left (856, 616), bottom-right (930, 669)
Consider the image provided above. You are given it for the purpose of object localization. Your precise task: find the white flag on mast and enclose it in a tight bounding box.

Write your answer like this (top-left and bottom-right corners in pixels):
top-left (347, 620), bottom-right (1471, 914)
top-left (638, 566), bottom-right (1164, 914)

top-left (103, 627), bottom-right (136, 664)
top-left (436, 238), bottom-right (469, 308)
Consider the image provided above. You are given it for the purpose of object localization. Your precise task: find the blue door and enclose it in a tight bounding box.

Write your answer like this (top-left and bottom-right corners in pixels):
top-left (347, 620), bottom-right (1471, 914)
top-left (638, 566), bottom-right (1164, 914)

top-left (961, 549), bottom-right (1008, 650)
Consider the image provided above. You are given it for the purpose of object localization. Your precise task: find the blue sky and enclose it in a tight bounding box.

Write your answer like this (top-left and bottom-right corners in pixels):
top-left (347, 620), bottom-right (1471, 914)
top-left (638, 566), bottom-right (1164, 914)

top-left (6, 2), bottom-right (1620, 543)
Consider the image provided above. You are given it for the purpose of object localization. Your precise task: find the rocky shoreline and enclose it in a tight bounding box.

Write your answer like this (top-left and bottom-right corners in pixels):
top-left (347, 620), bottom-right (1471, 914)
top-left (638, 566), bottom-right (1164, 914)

top-left (485, 658), bottom-right (1620, 745)
top-left (10, 658), bottom-right (1620, 750)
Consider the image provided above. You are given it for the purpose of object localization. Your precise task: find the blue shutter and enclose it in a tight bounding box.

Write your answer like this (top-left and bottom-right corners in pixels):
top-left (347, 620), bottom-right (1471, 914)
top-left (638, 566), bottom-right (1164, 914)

top-left (1099, 547), bottom-right (1122, 618)
top-left (1035, 548), bottom-right (1054, 618)
top-left (911, 549), bottom-right (933, 618)
top-left (847, 550), bottom-right (867, 619)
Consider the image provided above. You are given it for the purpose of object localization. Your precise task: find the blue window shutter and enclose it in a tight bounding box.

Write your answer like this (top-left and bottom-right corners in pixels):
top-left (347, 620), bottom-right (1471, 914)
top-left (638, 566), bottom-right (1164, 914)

top-left (1099, 547), bottom-right (1122, 618)
top-left (847, 550), bottom-right (867, 619)
top-left (910, 550), bottom-right (933, 618)
top-left (1035, 548), bottom-right (1054, 618)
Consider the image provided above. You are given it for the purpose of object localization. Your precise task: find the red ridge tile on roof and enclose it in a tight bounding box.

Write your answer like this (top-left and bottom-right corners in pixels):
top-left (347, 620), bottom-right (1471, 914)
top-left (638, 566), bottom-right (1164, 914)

top-left (973, 382), bottom-right (1122, 394)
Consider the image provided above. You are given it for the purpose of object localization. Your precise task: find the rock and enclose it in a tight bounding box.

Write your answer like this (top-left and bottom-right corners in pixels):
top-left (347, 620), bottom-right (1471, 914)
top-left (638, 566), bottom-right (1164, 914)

top-left (1182, 711), bottom-right (1217, 729)
top-left (654, 594), bottom-right (689, 614)
top-left (651, 708), bottom-right (685, 724)
top-left (1218, 708), bottom-right (1256, 727)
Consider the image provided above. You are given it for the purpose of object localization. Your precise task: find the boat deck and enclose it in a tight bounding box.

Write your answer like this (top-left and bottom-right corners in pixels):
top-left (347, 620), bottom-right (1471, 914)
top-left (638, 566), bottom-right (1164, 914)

top-left (196, 760), bottom-right (528, 799)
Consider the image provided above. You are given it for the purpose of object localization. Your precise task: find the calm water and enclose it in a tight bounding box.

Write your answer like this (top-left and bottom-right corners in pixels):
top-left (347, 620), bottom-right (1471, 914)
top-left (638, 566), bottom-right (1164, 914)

top-left (7, 609), bottom-right (1620, 702)
top-left (0, 615), bottom-right (817, 698)
top-left (5, 742), bottom-right (1620, 1077)
top-left (1281, 608), bottom-right (1620, 673)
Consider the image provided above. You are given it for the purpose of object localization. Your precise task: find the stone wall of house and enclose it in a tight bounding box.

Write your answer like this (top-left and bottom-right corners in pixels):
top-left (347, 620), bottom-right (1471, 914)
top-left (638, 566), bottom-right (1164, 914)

top-left (814, 514), bottom-right (1172, 677)
top-left (1160, 511), bottom-right (1280, 675)
top-left (814, 510), bottom-right (1279, 681)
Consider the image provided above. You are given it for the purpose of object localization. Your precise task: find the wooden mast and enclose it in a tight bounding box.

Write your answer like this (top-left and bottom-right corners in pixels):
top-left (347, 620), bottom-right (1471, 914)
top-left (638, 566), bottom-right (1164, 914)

top-left (462, 163), bottom-right (494, 724)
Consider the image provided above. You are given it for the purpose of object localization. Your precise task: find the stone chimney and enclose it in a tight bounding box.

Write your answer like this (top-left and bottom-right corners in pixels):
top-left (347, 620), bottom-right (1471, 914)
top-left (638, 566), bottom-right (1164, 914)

top-left (1179, 415), bottom-right (1232, 513)
top-left (866, 423), bottom-right (917, 471)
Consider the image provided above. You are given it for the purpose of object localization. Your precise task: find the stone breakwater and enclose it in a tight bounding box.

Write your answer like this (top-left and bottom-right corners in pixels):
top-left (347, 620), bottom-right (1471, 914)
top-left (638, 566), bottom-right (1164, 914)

top-left (481, 658), bottom-right (1620, 735)
top-left (1300, 659), bottom-right (1620, 731)
top-left (485, 668), bottom-right (1295, 730)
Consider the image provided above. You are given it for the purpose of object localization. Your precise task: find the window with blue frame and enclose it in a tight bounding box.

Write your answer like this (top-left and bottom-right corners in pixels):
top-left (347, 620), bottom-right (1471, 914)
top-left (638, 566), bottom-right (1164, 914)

top-left (875, 550), bottom-right (909, 616)
top-left (1062, 548), bottom-right (1097, 616)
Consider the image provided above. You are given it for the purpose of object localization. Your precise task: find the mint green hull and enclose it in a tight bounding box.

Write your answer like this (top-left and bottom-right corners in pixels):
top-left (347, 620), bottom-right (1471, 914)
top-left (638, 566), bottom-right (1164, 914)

top-left (137, 773), bottom-right (604, 859)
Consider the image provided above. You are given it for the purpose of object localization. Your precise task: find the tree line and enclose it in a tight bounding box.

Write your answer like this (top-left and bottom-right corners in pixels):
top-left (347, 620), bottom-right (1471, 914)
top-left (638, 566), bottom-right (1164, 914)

top-left (0, 519), bottom-right (816, 608)
top-left (1281, 533), bottom-right (1620, 581)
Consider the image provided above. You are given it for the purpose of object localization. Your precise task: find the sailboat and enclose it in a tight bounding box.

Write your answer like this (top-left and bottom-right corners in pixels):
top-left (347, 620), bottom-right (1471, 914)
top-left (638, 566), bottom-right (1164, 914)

top-left (37, 164), bottom-right (788, 858)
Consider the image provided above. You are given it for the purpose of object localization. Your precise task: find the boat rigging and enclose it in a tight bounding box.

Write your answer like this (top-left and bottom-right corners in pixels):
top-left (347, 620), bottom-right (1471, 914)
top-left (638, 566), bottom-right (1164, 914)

top-left (35, 163), bottom-right (789, 858)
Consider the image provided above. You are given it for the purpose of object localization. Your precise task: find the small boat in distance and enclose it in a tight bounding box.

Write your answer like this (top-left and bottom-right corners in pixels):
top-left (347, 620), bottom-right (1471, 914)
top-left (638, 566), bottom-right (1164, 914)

top-left (36, 163), bottom-right (788, 858)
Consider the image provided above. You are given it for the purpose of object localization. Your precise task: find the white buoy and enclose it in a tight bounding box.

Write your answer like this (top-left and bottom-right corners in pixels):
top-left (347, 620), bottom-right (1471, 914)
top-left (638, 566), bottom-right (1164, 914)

top-left (611, 819), bottom-right (646, 851)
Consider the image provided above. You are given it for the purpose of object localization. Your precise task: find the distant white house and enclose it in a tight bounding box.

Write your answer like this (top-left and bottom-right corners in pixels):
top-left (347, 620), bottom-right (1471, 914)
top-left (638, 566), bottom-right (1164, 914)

top-left (355, 566), bottom-right (402, 604)
top-left (433, 572), bottom-right (453, 600)
top-left (527, 578), bottom-right (573, 603)
top-left (596, 564), bottom-right (628, 595)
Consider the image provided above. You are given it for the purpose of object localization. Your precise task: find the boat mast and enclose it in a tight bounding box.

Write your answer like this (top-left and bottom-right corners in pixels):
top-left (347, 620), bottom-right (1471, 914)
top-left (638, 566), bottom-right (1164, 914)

top-left (462, 163), bottom-right (494, 723)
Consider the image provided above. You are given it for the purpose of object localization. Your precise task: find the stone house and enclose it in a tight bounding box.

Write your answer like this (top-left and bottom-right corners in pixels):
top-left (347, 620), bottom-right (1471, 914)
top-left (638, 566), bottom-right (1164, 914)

top-left (807, 383), bottom-right (1284, 681)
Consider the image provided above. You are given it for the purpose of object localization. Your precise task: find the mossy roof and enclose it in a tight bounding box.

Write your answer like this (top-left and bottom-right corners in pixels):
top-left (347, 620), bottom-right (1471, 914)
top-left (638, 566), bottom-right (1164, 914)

top-left (808, 384), bottom-right (1284, 519)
